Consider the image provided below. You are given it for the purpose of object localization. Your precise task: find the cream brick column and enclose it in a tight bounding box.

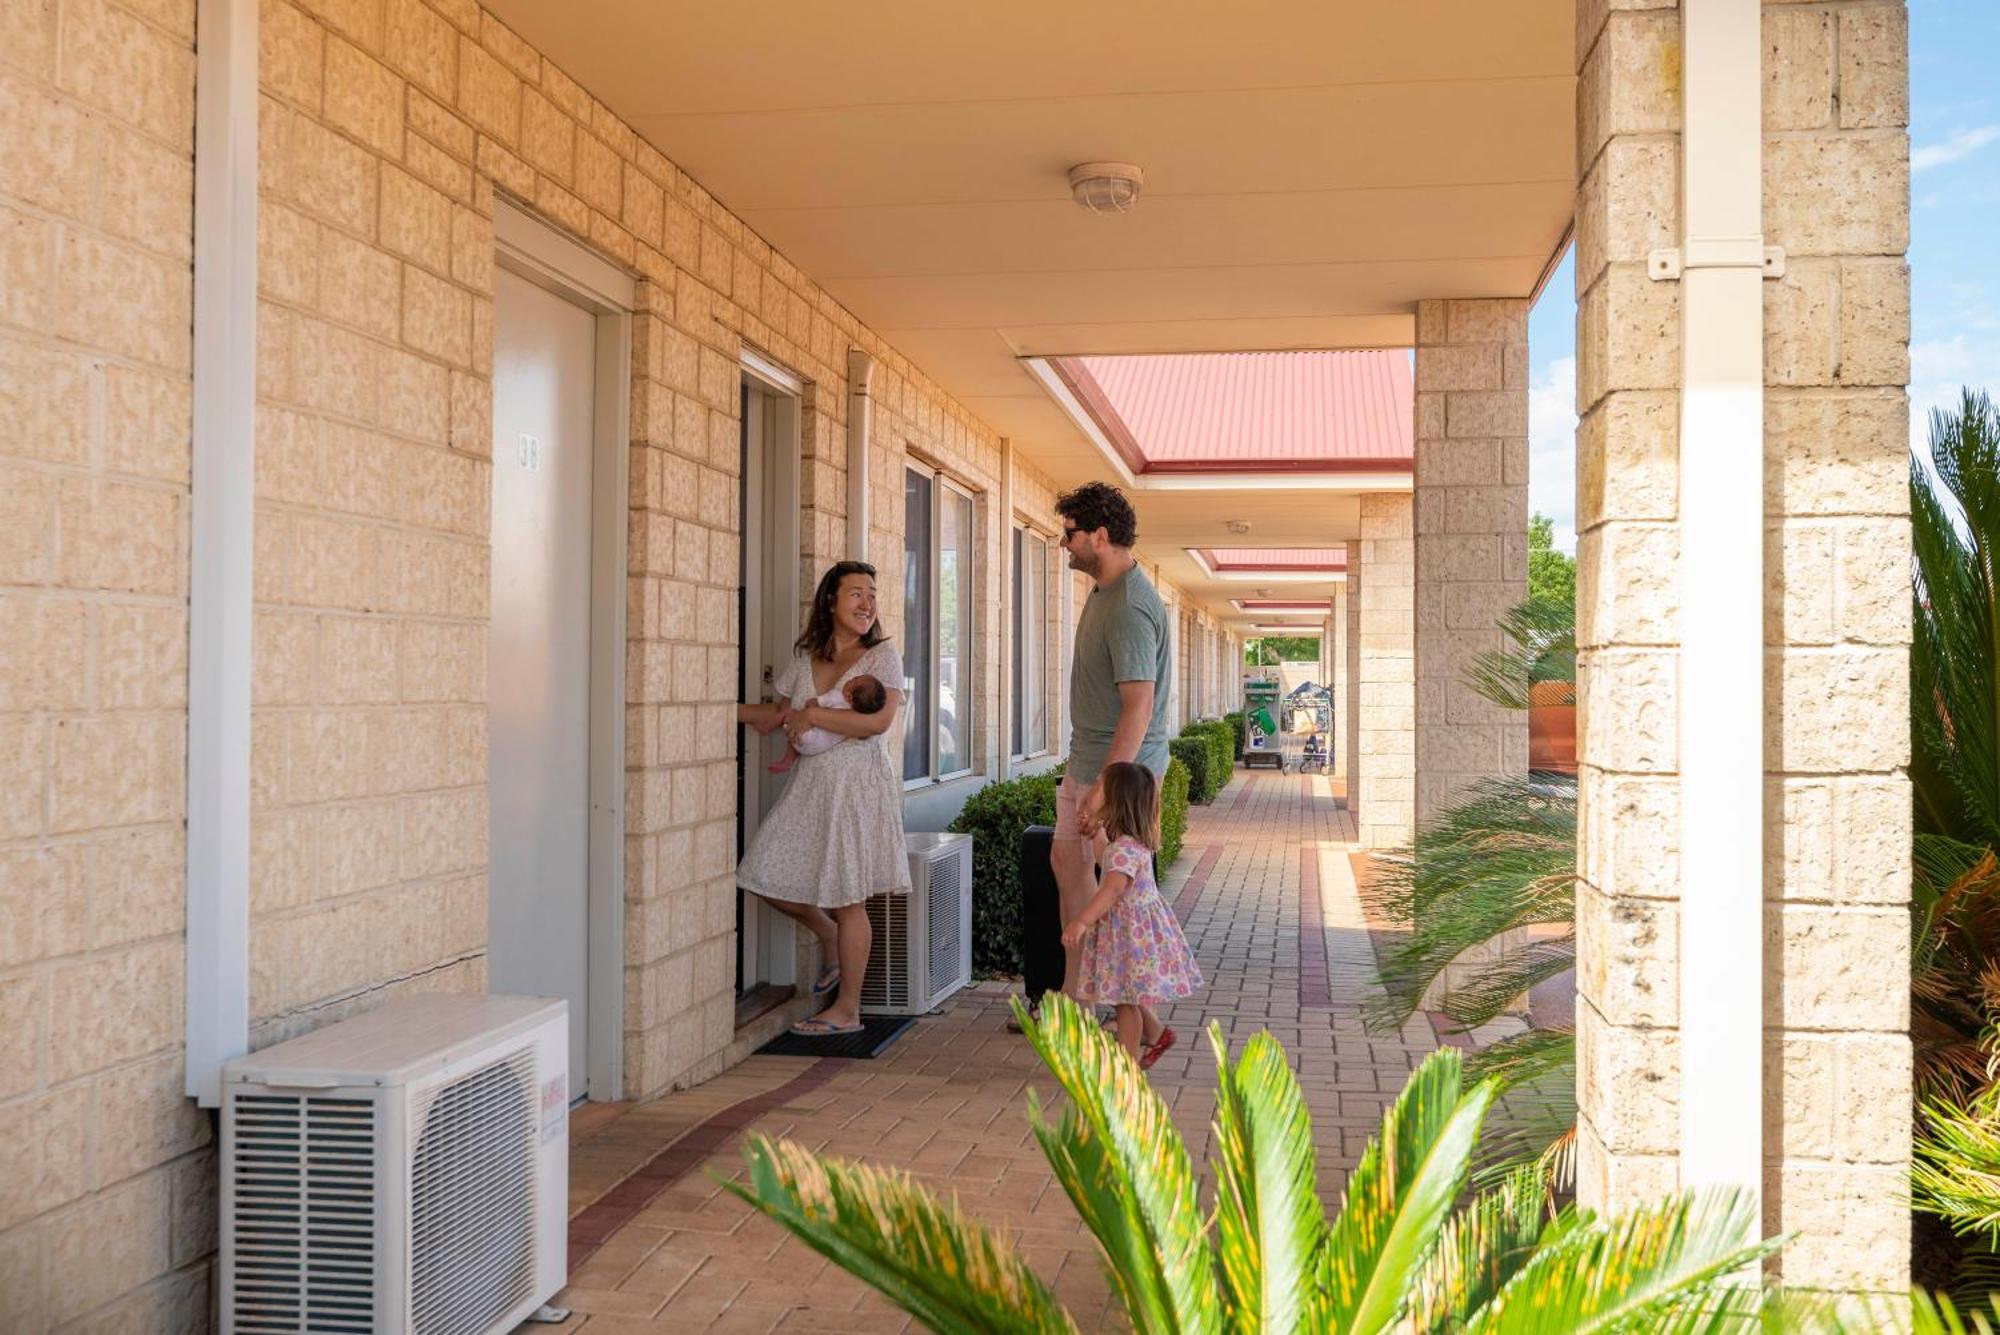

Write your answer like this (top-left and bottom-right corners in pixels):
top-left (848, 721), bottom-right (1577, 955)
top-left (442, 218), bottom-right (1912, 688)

top-left (1414, 300), bottom-right (1530, 826)
top-left (1344, 551), bottom-right (1361, 812)
top-left (1330, 583), bottom-right (1350, 787)
top-left (1572, 0), bottom-right (1911, 1292)
top-left (1354, 496), bottom-right (1415, 847)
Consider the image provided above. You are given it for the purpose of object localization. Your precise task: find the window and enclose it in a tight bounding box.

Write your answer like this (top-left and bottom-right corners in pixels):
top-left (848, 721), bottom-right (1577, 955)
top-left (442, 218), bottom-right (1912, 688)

top-left (903, 464), bottom-right (976, 783)
top-left (1011, 527), bottom-right (1048, 757)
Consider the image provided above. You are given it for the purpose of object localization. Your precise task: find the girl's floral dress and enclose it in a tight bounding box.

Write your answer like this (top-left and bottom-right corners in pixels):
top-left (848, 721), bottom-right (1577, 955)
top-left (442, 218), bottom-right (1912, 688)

top-left (1077, 836), bottom-right (1203, 1005)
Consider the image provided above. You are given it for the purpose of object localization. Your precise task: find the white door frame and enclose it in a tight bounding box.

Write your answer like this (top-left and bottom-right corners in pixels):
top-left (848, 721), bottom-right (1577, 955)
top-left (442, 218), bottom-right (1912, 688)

top-left (738, 349), bottom-right (803, 996)
top-left (494, 198), bottom-right (633, 1101)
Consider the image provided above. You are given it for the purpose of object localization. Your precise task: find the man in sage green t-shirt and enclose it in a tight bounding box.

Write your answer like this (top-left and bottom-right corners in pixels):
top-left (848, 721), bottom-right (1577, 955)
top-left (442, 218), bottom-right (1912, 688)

top-left (1026, 481), bottom-right (1175, 1062)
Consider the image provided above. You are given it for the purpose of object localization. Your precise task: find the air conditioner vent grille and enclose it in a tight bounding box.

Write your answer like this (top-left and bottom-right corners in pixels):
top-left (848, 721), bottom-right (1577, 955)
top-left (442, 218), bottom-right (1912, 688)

top-left (862, 892), bottom-right (911, 1010)
top-left (409, 1047), bottom-right (539, 1335)
top-left (227, 1093), bottom-right (378, 1333)
top-left (927, 854), bottom-right (961, 1001)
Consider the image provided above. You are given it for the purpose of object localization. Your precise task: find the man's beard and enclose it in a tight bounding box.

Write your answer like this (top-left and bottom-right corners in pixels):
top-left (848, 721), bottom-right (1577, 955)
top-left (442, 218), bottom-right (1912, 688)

top-left (1068, 546), bottom-right (1099, 576)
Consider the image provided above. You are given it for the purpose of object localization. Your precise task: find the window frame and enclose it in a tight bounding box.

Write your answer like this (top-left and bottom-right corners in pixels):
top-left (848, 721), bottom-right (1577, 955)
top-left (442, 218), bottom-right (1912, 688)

top-left (902, 461), bottom-right (979, 788)
top-left (1011, 524), bottom-right (1051, 761)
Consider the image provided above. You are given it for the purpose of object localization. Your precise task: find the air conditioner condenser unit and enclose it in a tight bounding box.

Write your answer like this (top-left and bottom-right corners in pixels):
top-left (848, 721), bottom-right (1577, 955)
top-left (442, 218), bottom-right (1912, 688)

top-left (862, 832), bottom-right (973, 1016)
top-left (220, 995), bottom-right (569, 1335)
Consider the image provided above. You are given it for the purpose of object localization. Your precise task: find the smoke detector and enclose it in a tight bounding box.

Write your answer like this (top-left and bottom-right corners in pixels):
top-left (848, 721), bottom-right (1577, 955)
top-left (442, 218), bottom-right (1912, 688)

top-left (1067, 162), bottom-right (1144, 214)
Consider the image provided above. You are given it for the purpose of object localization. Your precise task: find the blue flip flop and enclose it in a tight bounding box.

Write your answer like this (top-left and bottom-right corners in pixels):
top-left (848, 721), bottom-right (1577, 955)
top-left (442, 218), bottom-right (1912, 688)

top-left (811, 964), bottom-right (840, 996)
top-left (790, 1015), bottom-right (864, 1037)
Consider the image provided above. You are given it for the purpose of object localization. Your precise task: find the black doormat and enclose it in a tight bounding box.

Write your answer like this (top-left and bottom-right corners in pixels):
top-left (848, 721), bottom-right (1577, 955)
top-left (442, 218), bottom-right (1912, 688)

top-left (757, 1015), bottom-right (915, 1059)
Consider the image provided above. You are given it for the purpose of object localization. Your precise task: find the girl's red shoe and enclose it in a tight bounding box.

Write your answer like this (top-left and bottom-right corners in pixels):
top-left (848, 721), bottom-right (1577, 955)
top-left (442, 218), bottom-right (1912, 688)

top-left (1138, 1027), bottom-right (1177, 1070)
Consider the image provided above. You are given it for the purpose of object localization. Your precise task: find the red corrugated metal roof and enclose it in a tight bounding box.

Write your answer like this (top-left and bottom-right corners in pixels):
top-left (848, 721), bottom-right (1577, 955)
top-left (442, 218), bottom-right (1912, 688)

top-left (1062, 350), bottom-right (1412, 473)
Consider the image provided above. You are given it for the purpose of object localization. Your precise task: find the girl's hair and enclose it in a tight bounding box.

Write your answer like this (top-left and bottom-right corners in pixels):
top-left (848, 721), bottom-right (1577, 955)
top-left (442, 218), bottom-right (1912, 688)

top-left (795, 561), bottom-right (887, 662)
top-left (1098, 762), bottom-right (1160, 850)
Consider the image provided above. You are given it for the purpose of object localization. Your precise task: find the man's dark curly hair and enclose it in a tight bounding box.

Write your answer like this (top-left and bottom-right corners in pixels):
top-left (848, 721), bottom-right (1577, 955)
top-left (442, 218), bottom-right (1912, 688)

top-left (1054, 481), bottom-right (1138, 548)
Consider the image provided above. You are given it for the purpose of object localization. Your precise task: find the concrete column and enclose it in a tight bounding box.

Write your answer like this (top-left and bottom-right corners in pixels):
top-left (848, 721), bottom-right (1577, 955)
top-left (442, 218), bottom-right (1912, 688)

top-left (1571, 0), bottom-right (1911, 1293)
top-left (1355, 497), bottom-right (1415, 847)
top-left (1330, 584), bottom-right (1350, 787)
top-left (1414, 300), bottom-right (1530, 826)
top-left (1344, 554), bottom-right (1361, 813)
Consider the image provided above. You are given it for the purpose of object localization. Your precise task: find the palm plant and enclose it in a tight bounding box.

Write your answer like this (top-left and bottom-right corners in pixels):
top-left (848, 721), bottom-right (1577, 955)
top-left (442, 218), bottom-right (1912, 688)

top-left (1910, 390), bottom-right (2000, 1292)
top-left (726, 993), bottom-right (1798, 1333)
top-left (1463, 596), bottom-right (1577, 711)
top-left (1361, 591), bottom-right (1580, 1185)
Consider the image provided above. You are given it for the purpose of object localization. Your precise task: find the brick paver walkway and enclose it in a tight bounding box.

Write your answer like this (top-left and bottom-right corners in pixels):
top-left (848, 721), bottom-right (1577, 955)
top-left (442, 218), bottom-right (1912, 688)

top-left (541, 771), bottom-right (1514, 1333)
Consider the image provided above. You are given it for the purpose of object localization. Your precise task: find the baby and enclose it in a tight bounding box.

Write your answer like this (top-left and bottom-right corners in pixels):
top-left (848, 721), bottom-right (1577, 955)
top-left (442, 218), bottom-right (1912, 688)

top-left (761, 675), bottom-right (887, 773)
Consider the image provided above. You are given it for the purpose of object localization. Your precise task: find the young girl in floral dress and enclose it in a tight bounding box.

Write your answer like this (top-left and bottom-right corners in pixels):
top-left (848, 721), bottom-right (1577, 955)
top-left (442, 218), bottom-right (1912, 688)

top-left (1060, 762), bottom-right (1204, 1068)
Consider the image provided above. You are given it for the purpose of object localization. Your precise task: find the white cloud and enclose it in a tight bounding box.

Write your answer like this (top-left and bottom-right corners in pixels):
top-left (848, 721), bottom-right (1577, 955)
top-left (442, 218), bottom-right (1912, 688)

top-left (1528, 355), bottom-right (1578, 555)
top-left (1911, 334), bottom-right (2000, 460)
top-left (1913, 124), bottom-right (2000, 172)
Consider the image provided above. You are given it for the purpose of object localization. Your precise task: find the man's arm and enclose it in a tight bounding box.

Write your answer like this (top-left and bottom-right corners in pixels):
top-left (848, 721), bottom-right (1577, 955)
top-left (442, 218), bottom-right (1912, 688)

top-left (1078, 679), bottom-right (1154, 832)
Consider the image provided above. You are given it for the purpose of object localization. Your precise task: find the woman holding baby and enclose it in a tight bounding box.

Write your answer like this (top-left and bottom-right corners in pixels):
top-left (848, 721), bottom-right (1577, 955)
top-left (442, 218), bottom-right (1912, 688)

top-left (735, 560), bottom-right (910, 1036)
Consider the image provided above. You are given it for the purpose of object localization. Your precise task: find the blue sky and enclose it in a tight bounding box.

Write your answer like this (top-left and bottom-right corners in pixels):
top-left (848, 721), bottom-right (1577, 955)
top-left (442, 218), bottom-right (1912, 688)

top-left (1528, 0), bottom-right (1996, 553)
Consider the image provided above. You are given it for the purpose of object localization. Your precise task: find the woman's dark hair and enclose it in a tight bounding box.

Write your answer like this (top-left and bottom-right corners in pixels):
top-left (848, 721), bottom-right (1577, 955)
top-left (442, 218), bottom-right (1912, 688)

top-left (795, 561), bottom-right (886, 662)
top-left (1054, 480), bottom-right (1138, 548)
top-left (1099, 761), bottom-right (1160, 850)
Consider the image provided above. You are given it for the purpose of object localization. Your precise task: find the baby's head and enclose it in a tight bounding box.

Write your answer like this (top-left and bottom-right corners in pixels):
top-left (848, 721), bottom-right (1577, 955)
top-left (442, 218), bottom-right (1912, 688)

top-left (1099, 761), bottom-right (1160, 850)
top-left (842, 675), bottom-right (887, 715)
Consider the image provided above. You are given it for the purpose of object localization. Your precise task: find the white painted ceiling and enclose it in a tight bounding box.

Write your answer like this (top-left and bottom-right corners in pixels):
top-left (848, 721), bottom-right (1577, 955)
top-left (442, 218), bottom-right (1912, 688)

top-left (484, 0), bottom-right (1576, 617)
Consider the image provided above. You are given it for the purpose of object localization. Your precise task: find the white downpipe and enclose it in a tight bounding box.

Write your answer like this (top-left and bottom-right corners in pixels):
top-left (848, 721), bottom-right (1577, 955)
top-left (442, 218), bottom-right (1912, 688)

top-left (998, 438), bottom-right (1014, 781)
top-left (846, 349), bottom-right (874, 562)
top-left (1676, 0), bottom-right (1765, 1212)
top-left (186, 0), bottom-right (258, 1106)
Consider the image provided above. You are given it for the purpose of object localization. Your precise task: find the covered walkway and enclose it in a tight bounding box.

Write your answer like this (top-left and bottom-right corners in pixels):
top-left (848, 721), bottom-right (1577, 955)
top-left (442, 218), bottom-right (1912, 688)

top-left (548, 773), bottom-right (1523, 1332)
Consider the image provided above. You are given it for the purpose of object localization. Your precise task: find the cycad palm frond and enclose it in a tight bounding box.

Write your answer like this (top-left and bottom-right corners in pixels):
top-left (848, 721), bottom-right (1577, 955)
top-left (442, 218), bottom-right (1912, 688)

top-left (1404, 1165), bottom-right (1566, 1333)
top-left (721, 1134), bottom-right (1079, 1335)
top-left (1458, 1189), bottom-right (1781, 1334)
top-left (1912, 842), bottom-right (2000, 1102)
top-left (1465, 596), bottom-right (1577, 711)
top-left (1915, 1085), bottom-right (2000, 1246)
top-left (1321, 1048), bottom-right (1497, 1334)
top-left (1363, 777), bottom-right (1577, 1035)
top-left (1209, 1027), bottom-right (1327, 1330)
top-left (1913, 390), bottom-right (2000, 847)
top-left (1014, 994), bottom-right (1221, 1334)
top-left (1909, 1289), bottom-right (2000, 1335)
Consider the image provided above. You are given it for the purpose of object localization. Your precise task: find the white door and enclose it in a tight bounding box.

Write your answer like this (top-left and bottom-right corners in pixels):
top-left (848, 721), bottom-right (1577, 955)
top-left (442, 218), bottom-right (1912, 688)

top-left (490, 267), bottom-right (594, 1093)
top-left (737, 374), bottom-right (800, 994)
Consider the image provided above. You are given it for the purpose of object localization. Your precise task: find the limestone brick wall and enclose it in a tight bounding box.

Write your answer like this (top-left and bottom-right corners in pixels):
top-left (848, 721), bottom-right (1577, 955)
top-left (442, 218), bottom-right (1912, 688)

top-left (0, 0), bottom-right (212, 1325)
top-left (1413, 298), bottom-right (1530, 826)
top-left (1571, 0), bottom-right (1912, 1291)
top-left (0, 0), bottom-right (1364, 1322)
top-left (1354, 494), bottom-right (1416, 847)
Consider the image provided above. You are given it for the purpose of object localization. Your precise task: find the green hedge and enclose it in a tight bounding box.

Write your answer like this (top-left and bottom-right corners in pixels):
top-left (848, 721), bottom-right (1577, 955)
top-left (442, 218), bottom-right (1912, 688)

top-left (1222, 710), bottom-right (1248, 759)
top-left (1181, 720), bottom-right (1235, 794)
top-left (1169, 736), bottom-right (1215, 803)
top-left (1160, 756), bottom-right (1190, 867)
top-left (947, 757), bottom-right (1190, 977)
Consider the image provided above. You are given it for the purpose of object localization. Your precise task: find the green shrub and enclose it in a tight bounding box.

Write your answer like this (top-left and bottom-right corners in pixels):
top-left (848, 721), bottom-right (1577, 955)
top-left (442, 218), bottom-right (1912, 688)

top-left (1168, 736), bottom-right (1213, 803)
top-left (1221, 710), bottom-right (1247, 759)
top-left (1160, 756), bottom-right (1190, 869)
top-left (947, 768), bottom-right (1060, 976)
top-left (1181, 720), bottom-right (1234, 791)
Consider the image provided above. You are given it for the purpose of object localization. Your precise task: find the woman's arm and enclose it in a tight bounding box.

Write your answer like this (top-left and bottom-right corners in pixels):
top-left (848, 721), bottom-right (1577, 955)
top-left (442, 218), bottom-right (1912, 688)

top-left (739, 701), bottom-right (788, 728)
top-left (1061, 870), bottom-right (1131, 948)
top-left (788, 689), bottom-right (901, 740)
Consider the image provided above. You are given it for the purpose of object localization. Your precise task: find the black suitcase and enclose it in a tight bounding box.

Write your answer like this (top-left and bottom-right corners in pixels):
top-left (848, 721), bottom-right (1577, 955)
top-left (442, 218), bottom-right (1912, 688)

top-left (1018, 825), bottom-right (1066, 1003)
